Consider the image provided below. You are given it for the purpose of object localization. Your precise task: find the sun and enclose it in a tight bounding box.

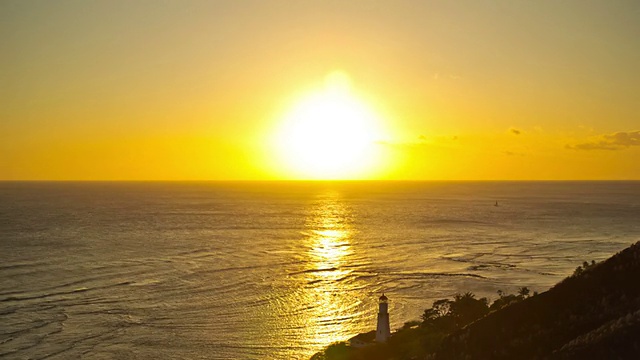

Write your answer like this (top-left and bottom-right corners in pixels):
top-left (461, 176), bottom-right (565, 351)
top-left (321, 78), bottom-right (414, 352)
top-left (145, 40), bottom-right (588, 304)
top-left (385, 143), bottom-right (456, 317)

top-left (273, 72), bottom-right (386, 180)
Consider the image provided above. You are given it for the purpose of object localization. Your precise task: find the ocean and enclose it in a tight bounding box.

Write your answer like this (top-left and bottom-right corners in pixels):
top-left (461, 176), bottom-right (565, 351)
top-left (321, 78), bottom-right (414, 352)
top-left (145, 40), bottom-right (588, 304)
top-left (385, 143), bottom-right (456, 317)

top-left (1, 181), bottom-right (638, 359)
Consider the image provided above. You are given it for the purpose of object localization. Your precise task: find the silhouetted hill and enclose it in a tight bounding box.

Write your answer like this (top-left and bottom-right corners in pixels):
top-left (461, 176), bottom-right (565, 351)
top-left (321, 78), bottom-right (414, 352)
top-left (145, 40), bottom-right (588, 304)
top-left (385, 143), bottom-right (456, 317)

top-left (436, 241), bottom-right (640, 359)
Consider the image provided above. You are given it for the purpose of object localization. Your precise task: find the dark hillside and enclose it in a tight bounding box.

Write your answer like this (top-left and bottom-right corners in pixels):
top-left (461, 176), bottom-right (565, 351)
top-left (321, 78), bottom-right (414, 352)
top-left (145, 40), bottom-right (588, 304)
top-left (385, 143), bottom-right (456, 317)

top-left (436, 241), bottom-right (640, 359)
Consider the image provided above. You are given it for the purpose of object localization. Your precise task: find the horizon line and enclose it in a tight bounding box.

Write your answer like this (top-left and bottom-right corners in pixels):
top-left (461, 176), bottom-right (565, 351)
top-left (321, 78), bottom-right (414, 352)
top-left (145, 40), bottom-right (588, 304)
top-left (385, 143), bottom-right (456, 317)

top-left (1, 179), bottom-right (639, 183)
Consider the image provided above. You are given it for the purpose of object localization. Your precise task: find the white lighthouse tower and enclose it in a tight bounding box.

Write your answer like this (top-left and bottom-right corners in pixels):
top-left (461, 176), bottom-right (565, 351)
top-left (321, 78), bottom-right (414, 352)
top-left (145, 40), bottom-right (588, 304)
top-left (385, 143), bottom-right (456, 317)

top-left (376, 293), bottom-right (391, 343)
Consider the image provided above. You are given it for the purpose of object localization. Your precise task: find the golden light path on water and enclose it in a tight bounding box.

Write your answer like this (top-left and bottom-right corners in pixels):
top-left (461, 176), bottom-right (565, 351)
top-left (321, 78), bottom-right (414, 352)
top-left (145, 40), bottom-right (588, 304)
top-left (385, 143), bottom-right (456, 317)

top-left (249, 190), bottom-right (380, 359)
top-left (301, 193), bottom-right (360, 352)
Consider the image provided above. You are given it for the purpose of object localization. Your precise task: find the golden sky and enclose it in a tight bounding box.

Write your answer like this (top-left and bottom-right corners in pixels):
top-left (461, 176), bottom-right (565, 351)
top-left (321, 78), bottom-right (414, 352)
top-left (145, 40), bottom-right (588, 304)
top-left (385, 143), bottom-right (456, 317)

top-left (1, 1), bottom-right (639, 180)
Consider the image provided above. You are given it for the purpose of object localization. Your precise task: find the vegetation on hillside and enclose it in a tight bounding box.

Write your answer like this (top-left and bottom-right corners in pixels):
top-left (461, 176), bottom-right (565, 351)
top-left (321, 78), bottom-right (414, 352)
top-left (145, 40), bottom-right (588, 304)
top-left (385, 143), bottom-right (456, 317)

top-left (311, 288), bottom-right (533, 360)
top-left (436, 241), bottom-right (640, 359)
top-left (312, 241), bottom-right (640, 360)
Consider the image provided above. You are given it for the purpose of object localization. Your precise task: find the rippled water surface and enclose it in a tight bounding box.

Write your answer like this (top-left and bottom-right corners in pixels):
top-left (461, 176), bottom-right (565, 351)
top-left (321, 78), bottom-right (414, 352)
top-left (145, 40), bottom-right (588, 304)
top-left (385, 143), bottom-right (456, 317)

top-left (1, 181), bottom-right (639, 359)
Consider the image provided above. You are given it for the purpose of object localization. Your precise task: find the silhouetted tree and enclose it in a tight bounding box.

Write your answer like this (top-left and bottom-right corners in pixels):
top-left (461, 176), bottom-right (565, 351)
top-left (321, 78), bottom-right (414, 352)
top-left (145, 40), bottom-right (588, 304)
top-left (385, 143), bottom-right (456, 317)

top-left (573, 260), bottom-right (598, 277)
top-left (490, 289), bottom-right (526, 311)
top-left (422, 298), bottom-right (456, 332)
top-left (450, 292), bottom-right (489, 327)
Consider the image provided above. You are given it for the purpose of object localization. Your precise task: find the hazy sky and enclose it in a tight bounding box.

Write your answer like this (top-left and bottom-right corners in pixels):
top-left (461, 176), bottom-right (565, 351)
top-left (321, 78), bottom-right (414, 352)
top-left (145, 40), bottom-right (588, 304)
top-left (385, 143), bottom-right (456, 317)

top-left (2, 0), bottom-right (639, 180)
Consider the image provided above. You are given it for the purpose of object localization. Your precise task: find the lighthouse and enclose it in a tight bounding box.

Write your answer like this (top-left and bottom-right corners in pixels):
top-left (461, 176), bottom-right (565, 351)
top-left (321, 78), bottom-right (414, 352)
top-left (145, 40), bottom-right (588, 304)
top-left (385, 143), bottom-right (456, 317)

top-left (376, 293), bottom-right (391, 343)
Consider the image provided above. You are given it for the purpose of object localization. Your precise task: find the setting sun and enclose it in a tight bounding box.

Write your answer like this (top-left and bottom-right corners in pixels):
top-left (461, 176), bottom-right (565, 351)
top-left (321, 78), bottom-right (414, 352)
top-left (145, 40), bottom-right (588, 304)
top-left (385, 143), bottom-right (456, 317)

top-left (272, 72), bottom-right (386, 180)
top-left (3, 2), bottom-right (640, 360)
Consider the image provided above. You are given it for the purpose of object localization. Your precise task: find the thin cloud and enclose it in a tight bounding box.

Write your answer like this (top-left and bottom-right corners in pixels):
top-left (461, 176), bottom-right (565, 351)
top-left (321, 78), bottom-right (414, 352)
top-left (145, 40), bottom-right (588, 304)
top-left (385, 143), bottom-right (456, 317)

top-left (569, 130), bottom-right (640, 151)
top-left (503, 150), bottom-right (525, 156)
top-left (432, 73), bottom-right (461, 81)
top-left (377, 135), bottom-right (458, 148)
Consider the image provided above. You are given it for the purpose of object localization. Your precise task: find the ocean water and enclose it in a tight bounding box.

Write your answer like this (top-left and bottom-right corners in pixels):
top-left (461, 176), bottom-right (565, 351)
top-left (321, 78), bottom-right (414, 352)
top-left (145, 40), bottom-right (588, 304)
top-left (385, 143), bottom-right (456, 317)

top-left (1, 181), bottom-right (639, 359)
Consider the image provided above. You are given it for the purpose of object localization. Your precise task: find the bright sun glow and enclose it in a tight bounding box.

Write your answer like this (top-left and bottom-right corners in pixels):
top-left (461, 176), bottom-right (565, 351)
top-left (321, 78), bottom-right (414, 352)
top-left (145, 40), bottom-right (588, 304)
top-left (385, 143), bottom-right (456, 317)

top-left (274, 72), bottom-right (385, 179)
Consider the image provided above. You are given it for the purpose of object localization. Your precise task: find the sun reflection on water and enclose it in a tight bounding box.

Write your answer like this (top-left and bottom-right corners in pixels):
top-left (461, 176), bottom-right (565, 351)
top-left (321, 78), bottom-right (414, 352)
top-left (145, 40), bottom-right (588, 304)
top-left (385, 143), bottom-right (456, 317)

top-left (302, 193), bottom-right (360, 350)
